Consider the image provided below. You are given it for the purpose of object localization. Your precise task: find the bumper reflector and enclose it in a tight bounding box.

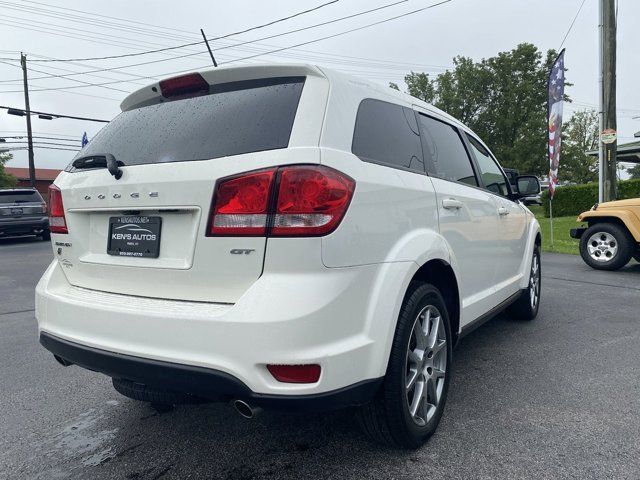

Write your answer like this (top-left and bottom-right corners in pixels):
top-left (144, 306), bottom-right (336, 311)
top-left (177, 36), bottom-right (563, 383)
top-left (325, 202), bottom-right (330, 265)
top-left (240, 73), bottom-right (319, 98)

top-left (267, 364), bottom-right (321, 383)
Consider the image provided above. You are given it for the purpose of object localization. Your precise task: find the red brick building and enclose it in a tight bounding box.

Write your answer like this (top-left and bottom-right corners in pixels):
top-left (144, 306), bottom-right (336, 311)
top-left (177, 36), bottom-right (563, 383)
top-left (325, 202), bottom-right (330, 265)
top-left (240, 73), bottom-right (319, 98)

top-left (4, 167), bottom-right (62, 202)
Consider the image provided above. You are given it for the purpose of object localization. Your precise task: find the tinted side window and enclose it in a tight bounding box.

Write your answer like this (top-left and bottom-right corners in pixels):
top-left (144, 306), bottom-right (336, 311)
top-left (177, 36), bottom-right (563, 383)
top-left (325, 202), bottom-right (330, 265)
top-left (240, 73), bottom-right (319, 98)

top-left (352, 99), bottom-right (424, 173)
top-left (466, 134), bottom-right (510, 197)
top-left (417, 114), bottom-right (478, 186)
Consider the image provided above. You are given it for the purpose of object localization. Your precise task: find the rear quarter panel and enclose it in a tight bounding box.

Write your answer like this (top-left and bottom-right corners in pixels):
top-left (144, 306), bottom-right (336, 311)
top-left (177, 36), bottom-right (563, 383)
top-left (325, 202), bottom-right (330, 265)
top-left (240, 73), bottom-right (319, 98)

top-left (320, 148), bottom-right (443, 267)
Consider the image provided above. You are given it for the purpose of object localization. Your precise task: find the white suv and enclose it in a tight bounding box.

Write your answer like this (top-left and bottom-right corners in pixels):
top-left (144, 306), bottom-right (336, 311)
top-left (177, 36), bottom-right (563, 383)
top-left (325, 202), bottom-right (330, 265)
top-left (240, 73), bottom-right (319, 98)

top-left (36, 64), bottom-right (542, 448)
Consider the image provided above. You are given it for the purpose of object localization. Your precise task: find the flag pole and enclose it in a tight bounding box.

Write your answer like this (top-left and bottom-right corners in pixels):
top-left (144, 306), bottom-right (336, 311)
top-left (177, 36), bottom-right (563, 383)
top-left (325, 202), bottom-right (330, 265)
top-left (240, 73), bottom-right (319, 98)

top-left (549, 197), bottom-right (554, 247)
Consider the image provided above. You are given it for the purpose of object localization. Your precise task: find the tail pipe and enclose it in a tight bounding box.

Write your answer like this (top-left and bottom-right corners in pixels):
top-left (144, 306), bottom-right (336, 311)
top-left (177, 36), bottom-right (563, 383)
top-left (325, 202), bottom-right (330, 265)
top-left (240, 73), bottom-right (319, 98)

top-left (53, 354), bottom-right (73, 367)
top-left (233, 399), bottom-right (262, 419)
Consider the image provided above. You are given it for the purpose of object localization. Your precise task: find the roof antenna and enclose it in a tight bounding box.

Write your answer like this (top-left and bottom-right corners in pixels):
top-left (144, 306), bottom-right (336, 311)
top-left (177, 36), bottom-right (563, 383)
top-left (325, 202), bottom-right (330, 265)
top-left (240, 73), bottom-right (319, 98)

top-left (200, 29), bottom-right (218, 67)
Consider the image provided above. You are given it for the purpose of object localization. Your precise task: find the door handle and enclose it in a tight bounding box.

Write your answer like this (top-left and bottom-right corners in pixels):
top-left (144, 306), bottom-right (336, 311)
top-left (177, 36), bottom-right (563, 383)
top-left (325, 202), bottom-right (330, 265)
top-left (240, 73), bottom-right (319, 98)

top-left (498, 207), bottom-right (510, 216)
top-left (442, 198), bottom-right (463, 210)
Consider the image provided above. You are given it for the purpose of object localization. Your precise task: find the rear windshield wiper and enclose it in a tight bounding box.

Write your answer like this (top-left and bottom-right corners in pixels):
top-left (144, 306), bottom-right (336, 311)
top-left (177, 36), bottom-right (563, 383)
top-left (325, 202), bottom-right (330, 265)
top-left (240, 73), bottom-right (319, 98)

top-left (72, 153), bottom-right (124, 180)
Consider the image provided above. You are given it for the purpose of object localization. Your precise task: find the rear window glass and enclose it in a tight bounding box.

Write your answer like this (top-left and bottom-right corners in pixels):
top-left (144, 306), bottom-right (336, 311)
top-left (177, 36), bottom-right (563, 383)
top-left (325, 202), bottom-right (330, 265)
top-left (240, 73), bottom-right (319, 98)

top-left (72, 77), bottom-right (305, 167)
top-left (352, 99), bottom-right (424, 173)
top-left (0, 190), bottom-right (43, 204)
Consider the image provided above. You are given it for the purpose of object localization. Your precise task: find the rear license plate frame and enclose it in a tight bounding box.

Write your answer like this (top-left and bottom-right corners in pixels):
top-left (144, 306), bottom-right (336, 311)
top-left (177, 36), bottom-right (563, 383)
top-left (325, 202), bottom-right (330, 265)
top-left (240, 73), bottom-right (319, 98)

top-left (107, 215), bottom-right (162, 258)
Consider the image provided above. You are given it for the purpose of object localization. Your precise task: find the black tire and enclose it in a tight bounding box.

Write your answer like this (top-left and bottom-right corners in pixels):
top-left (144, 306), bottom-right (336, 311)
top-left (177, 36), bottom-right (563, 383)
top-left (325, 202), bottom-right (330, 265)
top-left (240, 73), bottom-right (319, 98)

top-left (357, 282), bottom-right (453, 449)
top-left (507, 245), bottom-right (541, 321)
top-left (41, 230), bottom-right (51, 241)
top-left (633, 252), bottom-right (640, 263)
top-left (579, 223), bottom-right (634, 271)
top-left (112, 377), bottom-right (207, 405)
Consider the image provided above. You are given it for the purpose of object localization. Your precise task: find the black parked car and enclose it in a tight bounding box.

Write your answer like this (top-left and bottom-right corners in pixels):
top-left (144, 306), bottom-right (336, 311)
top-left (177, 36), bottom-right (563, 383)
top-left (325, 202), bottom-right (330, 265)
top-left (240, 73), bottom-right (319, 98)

top-left (0, 188), bottom-right (50, 240)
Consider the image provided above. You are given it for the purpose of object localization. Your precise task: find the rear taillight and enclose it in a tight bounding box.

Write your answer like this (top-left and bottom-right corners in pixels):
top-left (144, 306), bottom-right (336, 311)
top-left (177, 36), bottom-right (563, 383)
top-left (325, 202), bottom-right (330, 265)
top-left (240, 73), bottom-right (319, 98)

top-left (48, 184), bottom-right (67, 234)
top-left (271, 166), bottom-right (354, 236)
top-left (208, 169), bottom-right (275, 236)
top-left (159, 73), bottom-right (209, 99)
top-left (207, 165), bottom-right (354, 237)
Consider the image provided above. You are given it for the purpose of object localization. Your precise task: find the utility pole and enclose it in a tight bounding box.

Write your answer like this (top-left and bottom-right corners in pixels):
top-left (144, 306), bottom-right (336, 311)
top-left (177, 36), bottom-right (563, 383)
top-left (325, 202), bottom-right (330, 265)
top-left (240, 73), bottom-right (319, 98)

top-left (20, 52), bottom-right (36, 189)
top-left (599, 0), bottom-right (617, 202)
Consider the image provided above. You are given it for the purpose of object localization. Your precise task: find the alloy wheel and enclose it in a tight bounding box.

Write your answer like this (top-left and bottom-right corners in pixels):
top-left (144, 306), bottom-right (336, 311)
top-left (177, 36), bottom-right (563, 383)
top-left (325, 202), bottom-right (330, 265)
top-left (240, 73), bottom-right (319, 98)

top-left (405, 305), bottom-right (447, 426)
top-left (586, 232), bottom-right (618, 263)
top-left (529, 252), bottom-right (541, 309)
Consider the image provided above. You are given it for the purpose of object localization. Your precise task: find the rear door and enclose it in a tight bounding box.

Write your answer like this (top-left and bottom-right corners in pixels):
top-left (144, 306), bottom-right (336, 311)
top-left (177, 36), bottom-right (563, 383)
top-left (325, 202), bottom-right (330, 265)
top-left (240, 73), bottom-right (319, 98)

top-left (416, 112), bottom-right (503, 325)
top-left (464, 134), bottom-right (528, 297)
top-left (53, 70), bottom-right (327, 304)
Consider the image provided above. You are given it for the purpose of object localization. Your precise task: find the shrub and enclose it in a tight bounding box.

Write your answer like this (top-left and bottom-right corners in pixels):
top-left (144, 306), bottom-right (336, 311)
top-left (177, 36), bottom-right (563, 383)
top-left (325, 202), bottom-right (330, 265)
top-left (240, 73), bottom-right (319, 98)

top-left (541, 179), bottom-right (640, 217)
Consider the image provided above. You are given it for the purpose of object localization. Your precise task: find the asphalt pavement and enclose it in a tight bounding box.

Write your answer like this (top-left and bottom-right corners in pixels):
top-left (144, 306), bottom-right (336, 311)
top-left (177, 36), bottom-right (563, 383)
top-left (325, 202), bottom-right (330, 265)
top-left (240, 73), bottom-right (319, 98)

top-left (1, 236), bottom-right (639, 480)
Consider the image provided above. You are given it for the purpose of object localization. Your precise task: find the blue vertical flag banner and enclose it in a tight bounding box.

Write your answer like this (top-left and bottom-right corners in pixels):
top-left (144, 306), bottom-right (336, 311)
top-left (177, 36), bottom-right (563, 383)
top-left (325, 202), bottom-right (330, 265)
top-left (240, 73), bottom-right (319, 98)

top-left (81, 132), bottom-right (88, 147)
top-left (547, 49), bottom-right (565, 200)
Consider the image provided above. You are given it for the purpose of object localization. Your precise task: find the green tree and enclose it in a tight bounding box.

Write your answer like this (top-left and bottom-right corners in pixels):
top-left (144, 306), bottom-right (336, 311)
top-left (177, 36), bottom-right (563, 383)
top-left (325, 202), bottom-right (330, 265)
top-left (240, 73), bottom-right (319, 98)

top-left (0, 152), bottom-right (18, 188)
top-left (391, 43), bottom-right (567, 177)
top-left (560, 109), bottom-right (599, 184)
top-left (628, 164), bottom-right (640, 179)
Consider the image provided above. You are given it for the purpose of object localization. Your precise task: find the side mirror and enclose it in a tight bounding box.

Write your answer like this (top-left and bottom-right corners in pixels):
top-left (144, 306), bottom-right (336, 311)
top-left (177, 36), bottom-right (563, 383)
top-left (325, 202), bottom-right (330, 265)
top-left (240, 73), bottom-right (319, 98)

top-left (516, 175), bottom-right (541, 197)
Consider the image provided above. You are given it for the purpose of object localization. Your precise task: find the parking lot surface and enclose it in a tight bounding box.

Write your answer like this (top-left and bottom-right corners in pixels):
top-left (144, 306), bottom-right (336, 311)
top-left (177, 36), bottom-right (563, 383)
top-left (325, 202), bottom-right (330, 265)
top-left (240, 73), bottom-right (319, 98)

top-left (1, 236), bottom-right (639, 480)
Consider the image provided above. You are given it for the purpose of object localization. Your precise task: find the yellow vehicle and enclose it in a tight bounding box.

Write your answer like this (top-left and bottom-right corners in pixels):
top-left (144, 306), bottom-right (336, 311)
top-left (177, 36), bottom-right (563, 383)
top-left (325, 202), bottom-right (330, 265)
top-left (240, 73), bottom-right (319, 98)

top-left (570, 199), bottom-right (640, 270)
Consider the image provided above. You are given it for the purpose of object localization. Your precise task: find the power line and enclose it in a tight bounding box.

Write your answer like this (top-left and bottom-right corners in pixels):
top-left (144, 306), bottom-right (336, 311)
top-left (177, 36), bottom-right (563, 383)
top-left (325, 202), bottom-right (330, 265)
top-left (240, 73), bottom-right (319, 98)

top-left (29, 53), bottom-right (155, 85)
top-left (0, 105), bottom-right (109, 122)
top-left (1, 145), bottom-right (79, 152)
top-left (134, 0), bottom-right (454, 82)
top-left (23, 0), bottom-right (341, 62)
top-left (0, 1), bottom-right (209, 45)
top-left (17, 0), bottom-right (205, 38)
top-left (0, 61), bottom-right (122, 99)
top-left (1, 1), bottom-right (450, 73)
top-left (25, 63), bottom-right (130, 93)
top-left (0, 57), bottom-right (149, 87)
top-left (1, 135), bottom-right (80, 142)
top-left (0, 129), bottom-right (83, 137)
top-left (21, 0), bottom-right (217, 41)
top-left (12, 0), bottom-right (410, 73)
top-left (0, 44), bottom-right (448, 87)
top-left (559, 0), bottom-right (588, 49)
top-left (1, 140), bottom-right (79, 146)
top-left (0, 0), bottom-right (452, 93)
top-left (30, 82), bottom-right (121, 101)
top-left (0, 2), bottom-right (451, 86)
top-left (0, 9), bottom-right (243, 61)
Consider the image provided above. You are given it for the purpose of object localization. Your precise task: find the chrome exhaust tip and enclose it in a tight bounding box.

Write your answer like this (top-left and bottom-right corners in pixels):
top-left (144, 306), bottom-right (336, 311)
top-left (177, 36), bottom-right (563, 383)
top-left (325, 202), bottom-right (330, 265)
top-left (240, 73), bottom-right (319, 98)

top-left (233, 399), bottom-right (262, 419)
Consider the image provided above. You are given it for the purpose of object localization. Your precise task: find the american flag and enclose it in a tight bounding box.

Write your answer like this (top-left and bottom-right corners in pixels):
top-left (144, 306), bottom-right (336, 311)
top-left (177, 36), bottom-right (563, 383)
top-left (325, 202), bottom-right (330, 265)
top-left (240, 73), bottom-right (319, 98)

top-left (548, 50), bottom-right (565, 199)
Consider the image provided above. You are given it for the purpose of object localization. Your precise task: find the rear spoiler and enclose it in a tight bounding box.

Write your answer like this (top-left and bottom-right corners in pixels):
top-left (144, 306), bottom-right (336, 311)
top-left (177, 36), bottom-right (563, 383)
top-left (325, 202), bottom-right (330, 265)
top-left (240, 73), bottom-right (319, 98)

top-left (120, 63), bottom-right (326, 112)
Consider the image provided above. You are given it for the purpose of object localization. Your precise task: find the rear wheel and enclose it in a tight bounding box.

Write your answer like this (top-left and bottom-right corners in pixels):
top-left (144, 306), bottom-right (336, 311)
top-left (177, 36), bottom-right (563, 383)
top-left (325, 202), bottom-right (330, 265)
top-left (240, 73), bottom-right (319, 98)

top-left (633, 252), bottom-right (640, 263)
top-left (507, 246), bottom-right (541, 321)
top-left (41, 230), bottom-right (51, 241)
top-left (357, 283), bottom-right (452, 449)
top-left (579, 223), bottom-right (633, 271)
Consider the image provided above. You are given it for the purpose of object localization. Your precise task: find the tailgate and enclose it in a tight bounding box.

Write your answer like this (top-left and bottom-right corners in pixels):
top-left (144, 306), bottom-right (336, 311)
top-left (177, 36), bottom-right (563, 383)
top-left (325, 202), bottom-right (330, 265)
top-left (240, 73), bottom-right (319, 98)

top-left (53, 154), bottom-right (301, 304)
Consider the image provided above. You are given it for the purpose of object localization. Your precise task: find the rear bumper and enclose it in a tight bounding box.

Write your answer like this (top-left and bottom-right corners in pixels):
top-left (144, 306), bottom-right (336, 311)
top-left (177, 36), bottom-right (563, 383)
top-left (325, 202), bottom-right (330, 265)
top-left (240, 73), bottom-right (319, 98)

top-left (570, 227), bottom-right (587, 239)
top-left (0, 216), bottom-right (48, 236)
top-left (36, 259), bottom-right (390, 401)
top-left (40, 332), bottom-right (381, 410)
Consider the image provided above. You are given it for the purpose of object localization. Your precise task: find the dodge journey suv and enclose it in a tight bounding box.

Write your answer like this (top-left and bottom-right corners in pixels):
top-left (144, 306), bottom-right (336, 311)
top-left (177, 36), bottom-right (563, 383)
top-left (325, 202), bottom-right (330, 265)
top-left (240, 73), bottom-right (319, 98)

top-left (0, 188), bottom-right (50, 240)
top-left (36, 64), bottom-right (542, 448)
